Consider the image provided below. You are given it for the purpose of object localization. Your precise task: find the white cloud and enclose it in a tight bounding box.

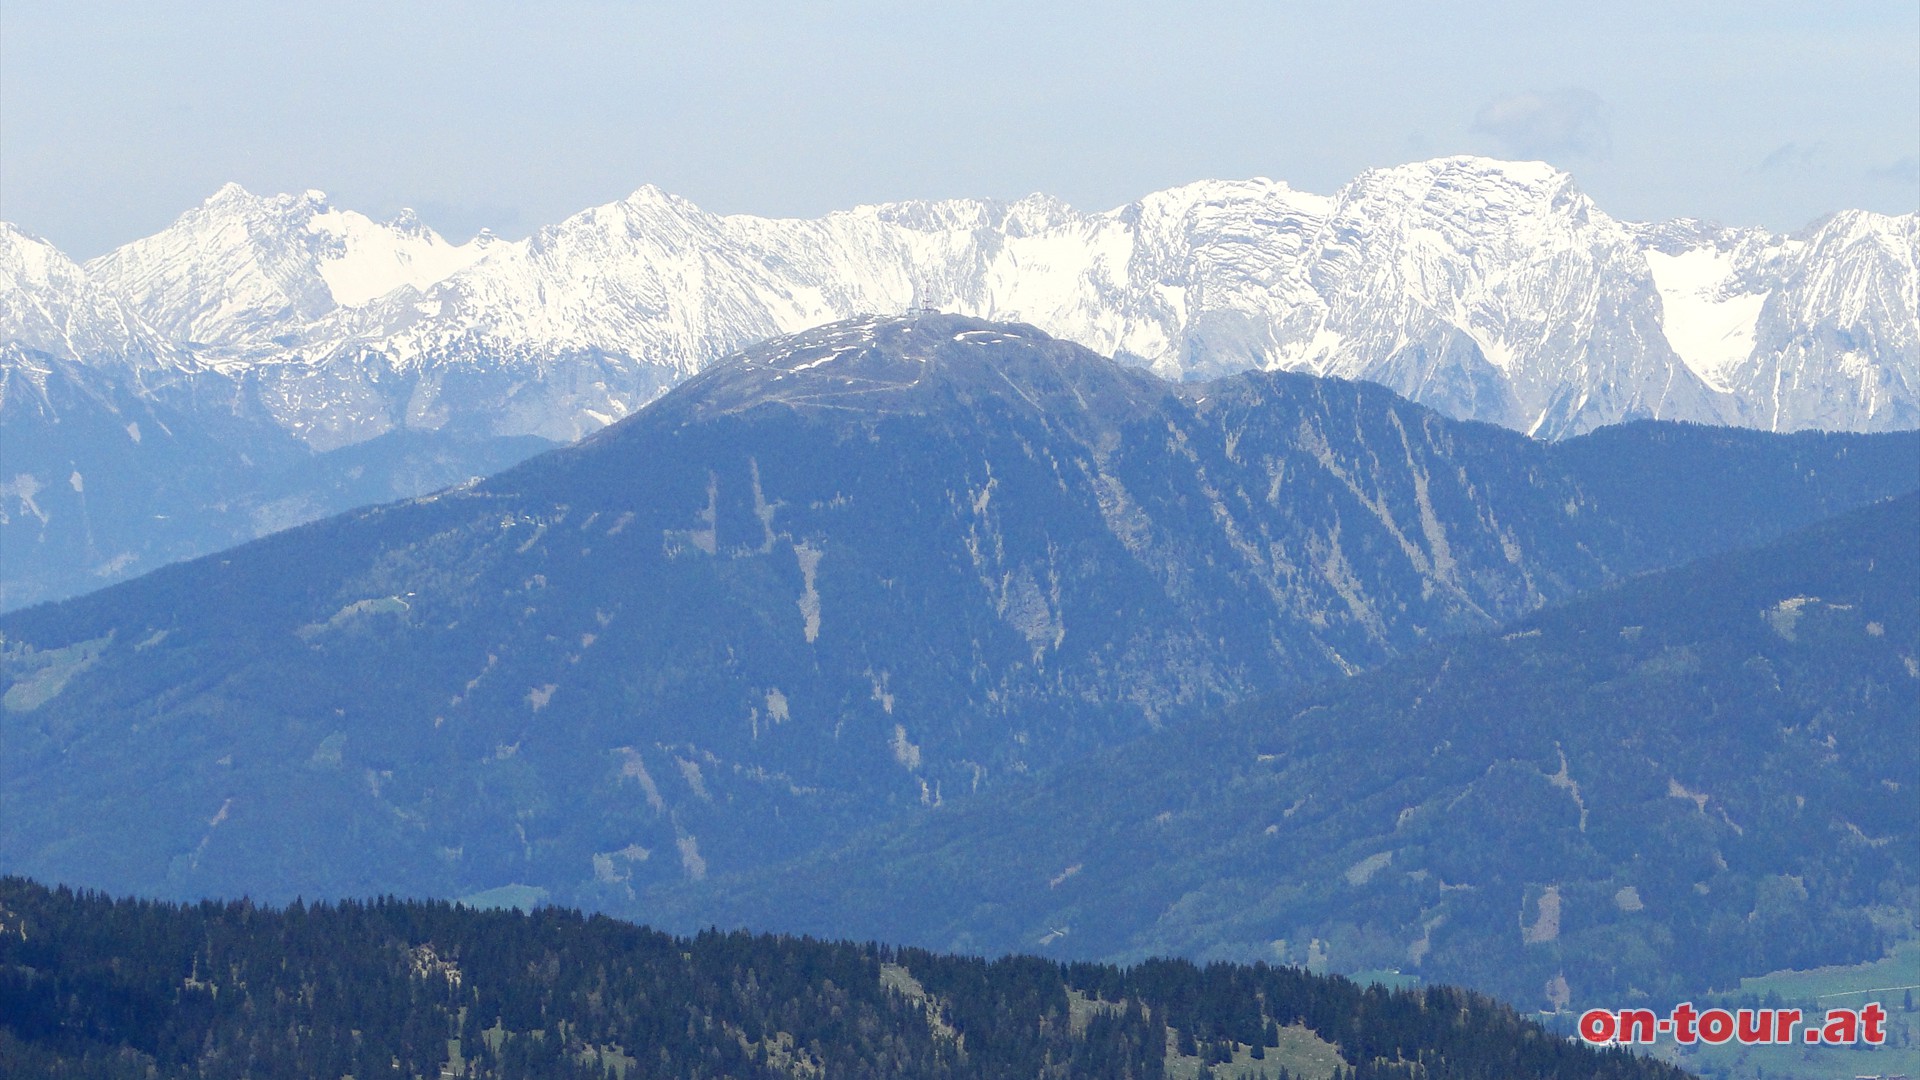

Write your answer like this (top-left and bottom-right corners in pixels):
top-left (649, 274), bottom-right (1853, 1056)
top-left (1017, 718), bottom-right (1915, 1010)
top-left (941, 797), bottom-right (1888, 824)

top-left (1867, 157), bottom-right (1919, 188)
top-left (1755, 142), bottom-right (1820, 173)
top-left (1472, 88), bottom-right (1612, 161)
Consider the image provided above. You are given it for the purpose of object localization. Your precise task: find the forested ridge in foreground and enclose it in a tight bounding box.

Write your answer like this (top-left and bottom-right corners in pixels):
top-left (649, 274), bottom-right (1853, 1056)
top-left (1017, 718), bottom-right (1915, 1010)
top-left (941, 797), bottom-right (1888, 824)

top-left (0, 877), bottom-right (1685, 1079)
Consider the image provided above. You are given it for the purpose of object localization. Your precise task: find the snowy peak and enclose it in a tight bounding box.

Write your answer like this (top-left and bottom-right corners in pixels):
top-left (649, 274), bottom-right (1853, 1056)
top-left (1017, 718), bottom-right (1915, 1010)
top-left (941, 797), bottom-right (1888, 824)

top-left (677, 314), bottom-right (955, 417)
top-left (1299, 158), bottom-right (1657, 418)
top-left (87, 184), bottom-right (493, 352)
top-left (1361, 154), bottom-right (1576, 195)
top-left (0, 223), bottom-right (182, 371)
top-left (2, 222), bottom-right (90, 295)
top-left (1736, 208), bottom-right (1919, 431)
top-left (1320, 157), bottom-right (1605, 286)
top-left (1318, 157), bottom-right (1595, 274)
top-left (1784, 208), bottom-right (1918, 320)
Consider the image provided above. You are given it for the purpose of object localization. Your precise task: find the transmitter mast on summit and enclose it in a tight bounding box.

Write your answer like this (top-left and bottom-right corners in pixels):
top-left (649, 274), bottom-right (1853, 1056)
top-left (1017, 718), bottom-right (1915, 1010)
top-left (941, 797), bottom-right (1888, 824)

top-left (910, 278), bottom-right (939, 317)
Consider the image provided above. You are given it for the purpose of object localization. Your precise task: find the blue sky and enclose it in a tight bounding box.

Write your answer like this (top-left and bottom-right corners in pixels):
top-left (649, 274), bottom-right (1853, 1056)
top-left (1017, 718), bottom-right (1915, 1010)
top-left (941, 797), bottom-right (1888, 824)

top-left (3, 0), bottom-right (1915, 258)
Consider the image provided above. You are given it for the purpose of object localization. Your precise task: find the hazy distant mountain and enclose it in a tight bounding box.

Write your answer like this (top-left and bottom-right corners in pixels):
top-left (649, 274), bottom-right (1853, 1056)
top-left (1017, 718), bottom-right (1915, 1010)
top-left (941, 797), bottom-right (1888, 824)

top-left (2, 315), bottom-right (1912, 920)
top-left (671, 493), bottom-right (1919, 1010)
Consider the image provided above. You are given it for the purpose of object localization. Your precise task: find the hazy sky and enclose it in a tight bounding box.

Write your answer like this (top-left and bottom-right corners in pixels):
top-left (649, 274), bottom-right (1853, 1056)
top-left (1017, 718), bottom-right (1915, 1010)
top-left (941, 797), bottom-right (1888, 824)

top-left (3, 1), bottom-right (1915, 258)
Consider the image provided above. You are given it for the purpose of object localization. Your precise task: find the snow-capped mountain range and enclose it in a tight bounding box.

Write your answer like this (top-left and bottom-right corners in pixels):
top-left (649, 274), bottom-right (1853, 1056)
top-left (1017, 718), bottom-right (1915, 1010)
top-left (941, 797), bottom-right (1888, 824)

top-left (5, 156), bottom-right (1915, 447)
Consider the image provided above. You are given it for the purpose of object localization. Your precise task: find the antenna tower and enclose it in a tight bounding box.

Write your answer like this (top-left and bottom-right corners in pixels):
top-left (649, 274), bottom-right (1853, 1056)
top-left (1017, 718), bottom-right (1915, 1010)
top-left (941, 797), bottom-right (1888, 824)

top-left (911, 279), bottom-right (938, 316)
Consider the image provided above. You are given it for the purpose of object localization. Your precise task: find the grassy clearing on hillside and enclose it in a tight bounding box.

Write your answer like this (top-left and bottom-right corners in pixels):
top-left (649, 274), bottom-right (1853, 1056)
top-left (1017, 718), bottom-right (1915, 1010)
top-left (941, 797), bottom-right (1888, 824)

top-left (456, 883), bottom-right (550, 911)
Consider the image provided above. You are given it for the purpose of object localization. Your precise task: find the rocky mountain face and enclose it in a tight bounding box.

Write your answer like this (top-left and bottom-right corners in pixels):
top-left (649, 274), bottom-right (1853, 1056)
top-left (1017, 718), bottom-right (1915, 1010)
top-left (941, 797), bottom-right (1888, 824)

top-left (664, 492), bottom-right (1920, 1012)
top-left (3, 158), bottom-right (1913, 608)
top-left (2, 315), bottom-right (1912, 923)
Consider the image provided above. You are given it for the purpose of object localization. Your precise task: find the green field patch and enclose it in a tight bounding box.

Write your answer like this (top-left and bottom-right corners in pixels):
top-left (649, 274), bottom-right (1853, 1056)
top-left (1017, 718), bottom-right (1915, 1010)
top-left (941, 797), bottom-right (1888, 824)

top-left (1164, 1021), bottom-right (1345, 1080)
top-left (1654, 939), bottom-right (1920, 1080)
top-left (457, 884), bottom-right (550, 911)
top-left (1723, 938), bottom-right (1920, 1006)
top-left (1, 634), bottom-right (111, 712)
top-left (1065, 987), bottom-right (1125, 1036)
top-left (1350, 969), bottom-right (1422, 991)
top-left (295, 595), bottom-right (410, 640)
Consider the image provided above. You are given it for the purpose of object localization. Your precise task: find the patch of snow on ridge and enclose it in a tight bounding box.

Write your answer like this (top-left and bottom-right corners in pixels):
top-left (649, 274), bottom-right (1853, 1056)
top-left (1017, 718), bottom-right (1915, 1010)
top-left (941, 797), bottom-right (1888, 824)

top-left (789, 345), bottom-right (863, 372)
top-left (1645, 247), bottom-right (1766, 392)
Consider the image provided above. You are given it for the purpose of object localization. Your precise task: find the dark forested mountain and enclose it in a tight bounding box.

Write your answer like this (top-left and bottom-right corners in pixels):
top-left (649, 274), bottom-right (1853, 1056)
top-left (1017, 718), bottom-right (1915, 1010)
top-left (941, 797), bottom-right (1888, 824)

top-left (0, 876), bottom-right (1688, 1080)
top-left (669, 494), bottom-right (1920, 1010)
top-left (1, 315), bottom-right (1914, 920)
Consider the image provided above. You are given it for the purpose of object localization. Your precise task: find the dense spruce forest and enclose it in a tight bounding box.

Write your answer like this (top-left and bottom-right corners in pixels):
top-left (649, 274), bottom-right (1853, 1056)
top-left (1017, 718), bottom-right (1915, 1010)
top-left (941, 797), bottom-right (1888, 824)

top-left (0, 878), bottom-right (1685, 1080)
